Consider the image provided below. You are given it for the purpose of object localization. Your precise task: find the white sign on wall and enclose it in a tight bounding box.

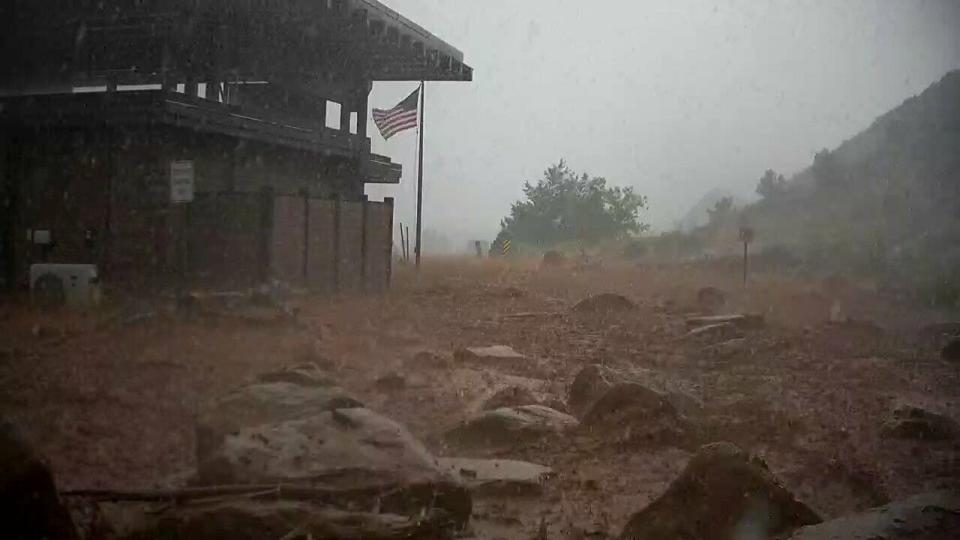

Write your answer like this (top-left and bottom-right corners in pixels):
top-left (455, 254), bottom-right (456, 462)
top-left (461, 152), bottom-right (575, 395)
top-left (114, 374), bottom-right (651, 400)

top-left (170, 160), bottom-right (195, 204)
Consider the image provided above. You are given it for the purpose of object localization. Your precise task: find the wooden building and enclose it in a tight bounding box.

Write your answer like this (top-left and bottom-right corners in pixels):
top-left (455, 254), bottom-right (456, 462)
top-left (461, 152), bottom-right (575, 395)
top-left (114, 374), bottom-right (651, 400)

top-left (0, 0), bottom-right (472, 292)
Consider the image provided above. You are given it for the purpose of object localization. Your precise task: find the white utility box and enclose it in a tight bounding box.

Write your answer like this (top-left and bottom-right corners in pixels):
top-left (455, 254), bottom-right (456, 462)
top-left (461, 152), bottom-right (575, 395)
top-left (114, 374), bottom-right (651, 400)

top-left (29, 263), bottom-right (102, 308)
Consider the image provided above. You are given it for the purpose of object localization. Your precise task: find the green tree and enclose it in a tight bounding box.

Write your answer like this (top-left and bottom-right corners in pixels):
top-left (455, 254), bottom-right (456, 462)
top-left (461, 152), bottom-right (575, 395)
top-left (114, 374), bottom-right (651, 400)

top-left (706, 196), bottom-right (734, 226)
top-left (756, 169), bottom-right (787, 199)
top-left (498, 160), bottom-right (648, 246)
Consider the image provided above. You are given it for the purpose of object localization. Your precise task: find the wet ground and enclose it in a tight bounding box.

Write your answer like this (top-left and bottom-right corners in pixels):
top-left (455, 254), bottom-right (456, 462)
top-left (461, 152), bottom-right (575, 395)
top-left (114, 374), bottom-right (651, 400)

top-left (1, 258), bottom-right (958, 538)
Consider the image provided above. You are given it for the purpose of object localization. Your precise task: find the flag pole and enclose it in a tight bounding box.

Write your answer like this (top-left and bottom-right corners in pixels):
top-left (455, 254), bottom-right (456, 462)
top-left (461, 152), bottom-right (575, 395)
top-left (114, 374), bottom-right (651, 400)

top-left (415, 80), bottom-right (425, 269)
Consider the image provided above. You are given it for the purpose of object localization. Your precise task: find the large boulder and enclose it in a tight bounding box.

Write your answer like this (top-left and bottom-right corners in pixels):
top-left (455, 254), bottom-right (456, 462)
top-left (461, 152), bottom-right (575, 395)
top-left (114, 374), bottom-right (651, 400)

top-left (100, 500), bottom-right (460, 540)
top-left (445, 405), bottom-right (578, 448)
top-left (785, 491), bottom-right (960, 540)
top-left (569, 365), bottom-right (702, 420)
top-left (619, 442), bottom-right (820, 540)
top-left (0, 422), bottom-right (78, 540)
top-left (880, 403), bottom-right (959, 441)
top-left (572, 293), bottom-right (636, 314)
top-left (196, 406), bottom-right (470, 525)
top-left (195, 370), bottom-right (362, 463)
top-left (581, 383), bottom-right (693, 447)
top-left (697, 286), bottom-right (726, 313)
top-left (568, 364), bottom-right (619, 417)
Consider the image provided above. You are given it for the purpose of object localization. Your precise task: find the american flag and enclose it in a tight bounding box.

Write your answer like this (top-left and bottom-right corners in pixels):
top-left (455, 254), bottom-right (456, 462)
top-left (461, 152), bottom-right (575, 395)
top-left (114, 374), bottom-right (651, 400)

top-left (372, 87), bottom-right (420, 140)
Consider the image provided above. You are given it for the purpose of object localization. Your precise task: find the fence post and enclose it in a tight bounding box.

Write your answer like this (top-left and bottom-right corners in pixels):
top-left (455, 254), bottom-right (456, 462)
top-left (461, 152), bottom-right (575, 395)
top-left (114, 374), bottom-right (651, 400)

top-left (385, 197), bottom-right (395, 289)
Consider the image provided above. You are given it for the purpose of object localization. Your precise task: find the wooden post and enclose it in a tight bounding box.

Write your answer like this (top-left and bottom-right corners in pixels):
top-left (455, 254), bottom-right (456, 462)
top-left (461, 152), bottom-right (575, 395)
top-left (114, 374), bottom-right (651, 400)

top-left (739, 226), bottom-right (754, 288)
top-left (743, 242), bottom-right (748, 287)
top-left (385, 197), bottom-right (394, 288)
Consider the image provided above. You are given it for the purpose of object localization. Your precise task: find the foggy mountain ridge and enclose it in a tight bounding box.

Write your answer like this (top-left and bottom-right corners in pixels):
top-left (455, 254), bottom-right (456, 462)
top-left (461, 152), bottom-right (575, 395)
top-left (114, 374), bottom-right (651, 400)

top-left (739, 69), bottom-right (960, 292)
top-left (786, 69), bottom-right (960, 192)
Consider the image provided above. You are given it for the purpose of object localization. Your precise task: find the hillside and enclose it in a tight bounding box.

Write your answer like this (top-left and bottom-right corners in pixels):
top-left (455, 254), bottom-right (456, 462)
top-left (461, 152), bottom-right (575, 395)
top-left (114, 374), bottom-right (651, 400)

top-left (740, 69), bottom-right (960, 302)
top-left (677, 188), bottom-right (748, 232)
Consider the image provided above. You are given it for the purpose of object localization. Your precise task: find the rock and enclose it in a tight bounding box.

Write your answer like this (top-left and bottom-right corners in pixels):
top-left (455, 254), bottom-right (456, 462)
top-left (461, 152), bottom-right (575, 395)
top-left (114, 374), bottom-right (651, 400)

top-left (0, 422), bottom-right (78, 540)
top-left (685, 313), bottom-right (764, 329)
top-left (100, 500), bottom-right (462, 540)
top-left (195, 378), bottom-right (363, 465)
top-left (571, 294), bottom-right (636, 314)
top-left (255, 363), bottom-right (335, 387)
top-left (618, 442), bottom-right (821, 540)
top-left (482, 386), bottom-right (540, 410)
top-left (785, 491), bottom-right (960, 540)
top-left (684, 322), bottom-right (743, 342)
top-left (702, 337), bottom-right (748, 359)
top-left (568, 364), bottom-right (619, 417)
top-left (569, 365), bottom-right (701, 419)
top-left (541, 250), bottom-right (568, 268)
top-left (581, 383), bottom-right (692, 447)
top-left (582, 383), bottom-right (674, 426)
top-left (406, 350), bottom-right (451, 369)
top-left (196, 407), bottom-right (470, 525)
top-left (942, 336), bottom-right (960, 361)
top-left (374, 372), bottom-right (407, 392)
top-left (880, 403), bottom-right (958, 441)
top-left (438, 458), bottom-right (553, 496)
top-left (454, 345), bottom-right (527, 367)
top-left (697, 286), bottom-right (726, 313)
top-left (445, 405), bottom-right (579, 448)
top-left (543, 398), bottom-right (570, 414)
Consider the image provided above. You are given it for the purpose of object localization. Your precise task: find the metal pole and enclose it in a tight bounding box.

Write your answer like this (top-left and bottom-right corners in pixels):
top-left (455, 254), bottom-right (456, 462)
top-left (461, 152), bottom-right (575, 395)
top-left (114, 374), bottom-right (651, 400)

top-left (415, 81), bottom-right (425, 269)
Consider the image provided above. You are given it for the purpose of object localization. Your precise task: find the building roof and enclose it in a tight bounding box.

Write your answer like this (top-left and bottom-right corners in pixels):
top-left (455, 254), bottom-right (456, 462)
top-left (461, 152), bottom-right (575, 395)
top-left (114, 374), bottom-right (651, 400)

top-left (0, 0), bottom-right (472, 94)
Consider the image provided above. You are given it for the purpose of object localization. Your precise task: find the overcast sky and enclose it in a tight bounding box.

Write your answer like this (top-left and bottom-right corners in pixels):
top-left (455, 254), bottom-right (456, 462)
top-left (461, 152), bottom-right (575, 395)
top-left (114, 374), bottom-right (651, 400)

top-left (366, 0), bottom-right (960, 249)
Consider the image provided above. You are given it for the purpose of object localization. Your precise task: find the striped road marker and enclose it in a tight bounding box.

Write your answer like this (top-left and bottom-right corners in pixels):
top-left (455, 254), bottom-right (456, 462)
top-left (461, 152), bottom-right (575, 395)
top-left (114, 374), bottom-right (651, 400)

top-left (502, 239), bottom-right (512, 256)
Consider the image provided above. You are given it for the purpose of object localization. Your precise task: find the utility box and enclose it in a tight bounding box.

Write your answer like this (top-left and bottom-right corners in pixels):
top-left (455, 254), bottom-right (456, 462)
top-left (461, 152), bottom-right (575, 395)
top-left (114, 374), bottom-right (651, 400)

top-left (29, 264), bottom-right (101, 309)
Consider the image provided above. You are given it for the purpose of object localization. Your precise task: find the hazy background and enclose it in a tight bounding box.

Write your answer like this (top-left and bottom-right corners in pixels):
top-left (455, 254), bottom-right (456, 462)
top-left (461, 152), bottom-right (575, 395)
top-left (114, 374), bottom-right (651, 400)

top-left (365, 0), bottom-right (960, 252)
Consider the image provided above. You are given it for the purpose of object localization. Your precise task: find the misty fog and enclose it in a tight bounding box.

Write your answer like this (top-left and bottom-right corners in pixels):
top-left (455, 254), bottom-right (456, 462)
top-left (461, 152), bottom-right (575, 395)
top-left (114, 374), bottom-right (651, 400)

top-left (368, 0), bottom-right (960, 252)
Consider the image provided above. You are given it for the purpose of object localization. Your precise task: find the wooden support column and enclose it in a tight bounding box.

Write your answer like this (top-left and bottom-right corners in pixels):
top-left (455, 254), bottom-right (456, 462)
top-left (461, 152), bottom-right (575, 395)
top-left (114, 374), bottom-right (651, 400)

top-left (357, 86), bottom-right (369, 139)
top-left (340, 100), bottom-right (351, 133)
top-left (301, 188), bottom-right (310, 281)
top-left (360, 194), bottom-right (368, 292)
top-left (332, 197), bottom-right (341, 292)
top-left (258, 186), bottom-right (274, 283)
top-left (384, 197), bottom-right (394, 289)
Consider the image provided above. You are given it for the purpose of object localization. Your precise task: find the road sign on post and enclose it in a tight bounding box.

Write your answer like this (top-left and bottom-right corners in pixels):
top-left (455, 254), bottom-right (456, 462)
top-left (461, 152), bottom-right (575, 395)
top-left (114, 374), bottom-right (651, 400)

top-left (170, 160), bottom-right (195, 204)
